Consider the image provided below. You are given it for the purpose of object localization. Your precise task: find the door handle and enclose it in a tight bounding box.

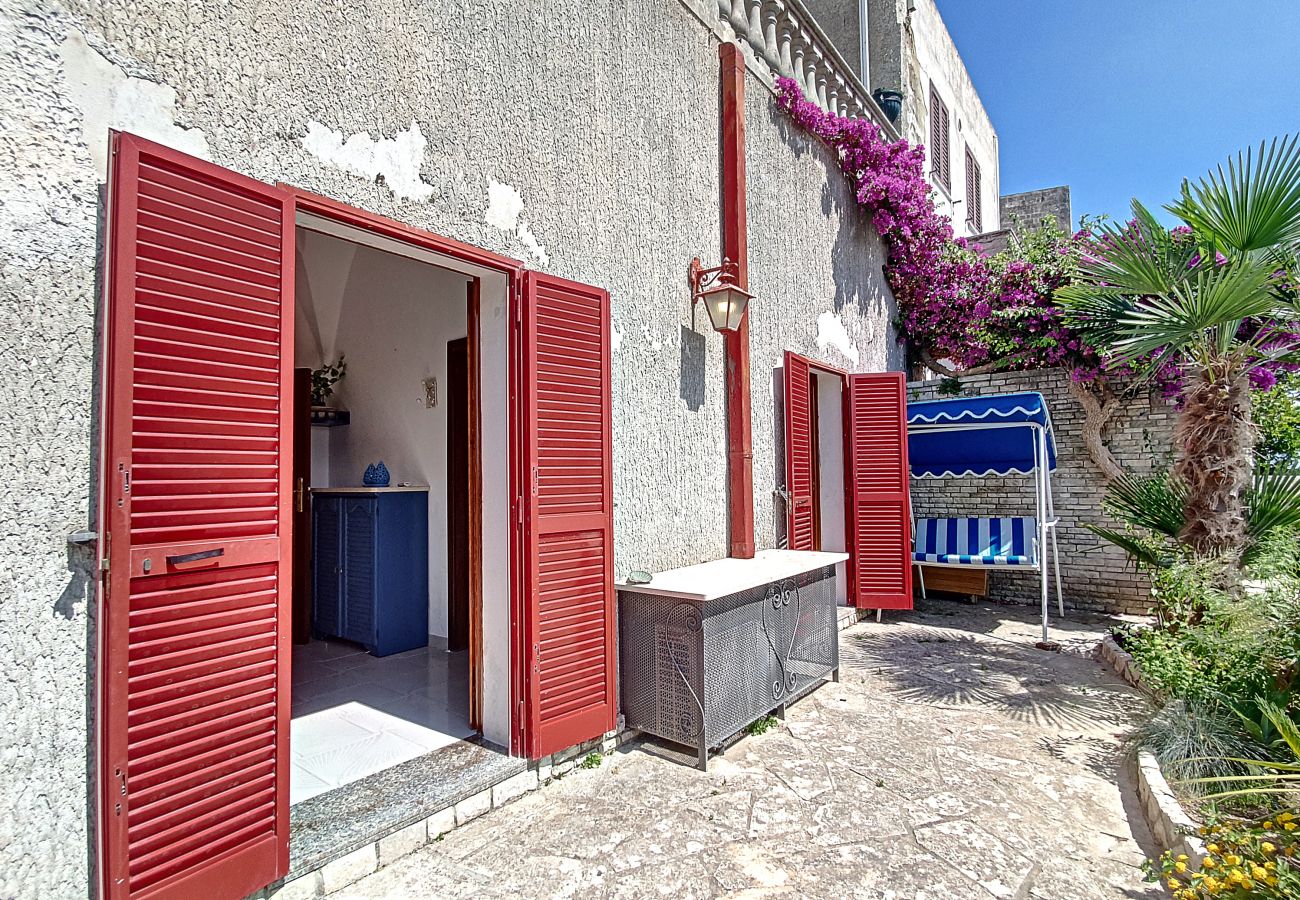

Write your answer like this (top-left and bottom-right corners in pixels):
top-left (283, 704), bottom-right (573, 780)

top-left (295, 477), bottom-right (305, 514)
top-left (166, 548), bottom-right (225, 566)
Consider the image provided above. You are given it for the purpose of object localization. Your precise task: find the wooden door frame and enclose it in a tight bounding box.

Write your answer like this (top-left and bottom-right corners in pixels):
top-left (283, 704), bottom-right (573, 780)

top-left (786, 353), bottom-right (856, 603)
top-left (278, 186), bottom-right (525, 754)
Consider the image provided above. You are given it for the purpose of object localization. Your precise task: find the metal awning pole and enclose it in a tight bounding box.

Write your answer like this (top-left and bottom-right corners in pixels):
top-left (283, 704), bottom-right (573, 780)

top-left (1046, 460), bottom-right (1064, 617)
top-left (1035, 425), bottom-right (1049, 644)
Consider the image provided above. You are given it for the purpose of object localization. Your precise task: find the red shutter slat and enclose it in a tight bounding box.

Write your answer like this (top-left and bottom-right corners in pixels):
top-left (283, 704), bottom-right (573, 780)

top-left (101, 132), bottom-right (292, 900)
top-left (846, 373), bottom-right (913, 610)
top-left (783, 351), bottom-right (815, 551)
top-left (521, 272), bottom-right (615, 758)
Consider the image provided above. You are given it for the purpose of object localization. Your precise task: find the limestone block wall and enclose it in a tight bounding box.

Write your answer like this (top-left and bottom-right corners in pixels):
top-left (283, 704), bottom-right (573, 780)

top-left (908, 368), bottom-right (1175, 616)
top-left (0, 1), bottom-right (901, 894)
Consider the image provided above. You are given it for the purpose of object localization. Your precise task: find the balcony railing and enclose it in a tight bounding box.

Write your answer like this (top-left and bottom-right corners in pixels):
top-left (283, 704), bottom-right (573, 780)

top-left (707, 0), bottom-right (895, 134)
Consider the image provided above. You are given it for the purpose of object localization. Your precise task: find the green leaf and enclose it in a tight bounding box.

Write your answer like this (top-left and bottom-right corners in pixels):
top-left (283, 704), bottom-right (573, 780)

top-left (1082, 523), bottom-right (1168, 568)
top-left (1168, 135), bottom-right (1300, 255)
top-left (1103, 259), bottom-right (1281, 366)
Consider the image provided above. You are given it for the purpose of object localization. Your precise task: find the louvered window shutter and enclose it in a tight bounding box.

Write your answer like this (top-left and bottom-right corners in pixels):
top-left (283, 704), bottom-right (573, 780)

top-left (965, 148), bottom-right (982, 232)
top-left (101, 132), bottom-right (293, 899)
top-left (520, 271), bottom-right (616, 758)
top-left (940, 104), bottom-right (951, 189)
top-left (783, 352), bottom-right (815, 551)
top-left (929, 88), bottom-right (942, 182)
top-left (846, 373), bottom-right (913, 610)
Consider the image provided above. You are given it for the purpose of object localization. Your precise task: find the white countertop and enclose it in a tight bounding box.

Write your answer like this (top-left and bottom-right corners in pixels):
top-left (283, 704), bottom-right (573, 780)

top-left (615, 549), bottom-right (849, 602)
top-left (310, 485), bottom-right (430, 493)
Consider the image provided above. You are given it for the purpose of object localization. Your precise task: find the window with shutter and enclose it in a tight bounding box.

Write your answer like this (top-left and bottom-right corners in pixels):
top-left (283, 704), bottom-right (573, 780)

top-left (965, 147), bottom-right (982, 232)
top-left (846, 372), bottom-right (913, 610)
top-left (929, 83), bottom-right (951, 191)
top-left (100, 132), bottom-right (293, 900)
top-left (519, 271), bottom-right (616, 759)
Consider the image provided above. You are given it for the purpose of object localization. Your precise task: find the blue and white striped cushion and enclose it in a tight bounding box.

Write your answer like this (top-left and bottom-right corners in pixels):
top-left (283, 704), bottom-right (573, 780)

top-left (912, 517), bottom-right (1038, 566)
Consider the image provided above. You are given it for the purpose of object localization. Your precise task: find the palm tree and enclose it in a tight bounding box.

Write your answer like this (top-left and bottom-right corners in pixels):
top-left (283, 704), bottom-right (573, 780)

top-left (1059, 136), bottom-right (1300, 561)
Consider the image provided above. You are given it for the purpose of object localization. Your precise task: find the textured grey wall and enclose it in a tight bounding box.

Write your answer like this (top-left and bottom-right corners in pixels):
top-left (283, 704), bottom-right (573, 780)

top-left (0, 1), bottom-right (900, 894)
top-left (801, 0), bottom-right (863, 78)
top-left (908, 368), bottom-right (1174, 617)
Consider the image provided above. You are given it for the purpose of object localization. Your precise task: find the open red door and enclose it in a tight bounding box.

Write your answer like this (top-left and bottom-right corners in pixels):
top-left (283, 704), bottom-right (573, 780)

top-left (518, 271), bottom-right (616, 758)
top-left (846, 372), bottom-right (913, 609)
top-left (783, 351), bottom-right (816, 551)
top-left (100, 132), bottom-right (293, 899)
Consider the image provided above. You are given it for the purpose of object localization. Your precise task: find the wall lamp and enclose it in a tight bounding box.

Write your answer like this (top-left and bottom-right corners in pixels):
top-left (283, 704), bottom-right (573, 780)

top-left (689, 256), bottom-right (753, 334)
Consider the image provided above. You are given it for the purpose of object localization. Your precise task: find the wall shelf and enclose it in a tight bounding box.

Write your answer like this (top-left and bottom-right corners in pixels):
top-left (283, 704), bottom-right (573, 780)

top-left (310, 407), bottom-right (350, 427)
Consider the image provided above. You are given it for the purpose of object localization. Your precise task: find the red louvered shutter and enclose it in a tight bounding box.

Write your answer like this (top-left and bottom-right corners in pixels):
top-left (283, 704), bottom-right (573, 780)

top-left (101, 132), bottom-right (292, 899)
top-left (520, 271), bottom-right (615, 758)
top-left (846, 372), bottom-right (913, 609)
top-left (783, 351), bottom-right (815, 551)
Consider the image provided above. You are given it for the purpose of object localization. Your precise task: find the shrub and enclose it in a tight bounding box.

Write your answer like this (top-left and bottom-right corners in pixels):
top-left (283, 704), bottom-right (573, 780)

top-left (1147, 813), bottom-right (1300, 898)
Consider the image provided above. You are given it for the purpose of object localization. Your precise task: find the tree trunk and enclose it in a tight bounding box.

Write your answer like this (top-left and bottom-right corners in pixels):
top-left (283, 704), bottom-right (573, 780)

top-left (1066, 376), bottom-right (1124, 481)
top-left (1174, 366), bottom-right (1253, 558)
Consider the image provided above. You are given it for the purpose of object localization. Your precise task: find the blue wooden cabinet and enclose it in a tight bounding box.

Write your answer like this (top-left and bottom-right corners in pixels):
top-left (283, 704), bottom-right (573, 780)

top-left (311, 487), bottom-right (429, 656)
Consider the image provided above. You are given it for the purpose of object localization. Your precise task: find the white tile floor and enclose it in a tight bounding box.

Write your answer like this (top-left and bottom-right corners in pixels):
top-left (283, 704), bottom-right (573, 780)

top-left (290, 639), bottom-right (475, 805)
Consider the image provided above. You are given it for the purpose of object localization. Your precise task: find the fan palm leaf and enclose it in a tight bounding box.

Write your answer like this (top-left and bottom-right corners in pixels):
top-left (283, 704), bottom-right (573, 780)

top-left (1168, 135), bottom-right (1300, 255)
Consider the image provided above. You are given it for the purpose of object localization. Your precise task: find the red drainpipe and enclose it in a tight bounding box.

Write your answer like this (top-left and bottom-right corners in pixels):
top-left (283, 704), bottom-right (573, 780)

top-left (720, 42), bottom-right (755, 559)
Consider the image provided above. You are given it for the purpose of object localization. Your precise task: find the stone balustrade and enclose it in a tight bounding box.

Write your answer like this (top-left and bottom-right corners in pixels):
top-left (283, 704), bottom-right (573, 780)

top-left (711, 0), bottom-right (892, 131)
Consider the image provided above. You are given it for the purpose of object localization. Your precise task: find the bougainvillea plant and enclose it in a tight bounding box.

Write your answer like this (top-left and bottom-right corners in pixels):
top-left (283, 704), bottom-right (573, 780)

top-left (774, 78), bottom-right (1299, 489)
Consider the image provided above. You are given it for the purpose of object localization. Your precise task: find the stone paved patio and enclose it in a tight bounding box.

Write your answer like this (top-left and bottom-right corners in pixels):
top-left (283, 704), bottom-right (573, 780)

top-left (335, 598), bottom-right (1165, 899)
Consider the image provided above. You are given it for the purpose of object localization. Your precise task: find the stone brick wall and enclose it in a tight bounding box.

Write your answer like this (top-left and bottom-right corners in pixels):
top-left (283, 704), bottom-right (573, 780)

top-left (1000, 185), bottom-right (1072, 232)
top-left (908, 367), bottom-right (1175, 616)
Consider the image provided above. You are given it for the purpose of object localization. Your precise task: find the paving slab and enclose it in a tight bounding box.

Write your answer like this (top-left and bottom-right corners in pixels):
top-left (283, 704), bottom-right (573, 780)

top-left (334, 598), bottom-right (1164, 899)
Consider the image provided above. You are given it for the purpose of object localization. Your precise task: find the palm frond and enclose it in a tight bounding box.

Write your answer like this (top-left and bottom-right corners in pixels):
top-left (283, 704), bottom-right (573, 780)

top-left (1103, 471), bottom-right (1187, 537)
top-left (1083, 524), bottom-right (1167, 568)
top-left (1104, 259), bottom-right (1281, 364)
top-left (1247, 466), bottom-right (1300, 536)
top-left (1063, 200), bottom-right (1199, 300)
top-left (1168, 135), bottom-right (1300, 254)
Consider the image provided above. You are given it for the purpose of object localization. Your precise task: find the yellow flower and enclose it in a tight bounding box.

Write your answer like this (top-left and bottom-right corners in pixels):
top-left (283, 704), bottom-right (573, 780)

top-left (1264, 821), bottom-right (1274, 829)
top-left (1203, 857), bottom-right (1217, 869)
top-left (1174, 861), bottom-right (1187, 873)
top-left (1252, 865), bottom-right (1268, 880)
top-left (1241, 877), bottom-right (1255, 890)
top-left (1177, 854), bottom-right (1189, 862)
top-left (1262, 841), bottom-right (1277, 854)
top-left (1278, 811), bottom-right (1294, 822)
top-left (1224, 854), bottom-right (1241, 867)
top-left (1166, 877), bottom-right (1181, 889)
top-left (1285, 821), bottom-right (1296, 831)
top-left (1207, 843), bottom-right (1221, 854)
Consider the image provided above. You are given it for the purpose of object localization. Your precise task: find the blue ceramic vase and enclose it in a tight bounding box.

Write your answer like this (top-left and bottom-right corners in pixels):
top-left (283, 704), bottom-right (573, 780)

top-left (363, 461), bottom-right (391, 487)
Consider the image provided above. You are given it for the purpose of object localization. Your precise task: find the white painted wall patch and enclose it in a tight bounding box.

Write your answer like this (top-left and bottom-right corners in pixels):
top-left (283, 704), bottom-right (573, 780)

top-left (302, 120), bottom-right (435, 201)
top-left (815, 311), bottom-right (860, 366)
top-left (60, 31), bottom-right (210, 182)
top-left (484, 177), bottom-right (549, 266)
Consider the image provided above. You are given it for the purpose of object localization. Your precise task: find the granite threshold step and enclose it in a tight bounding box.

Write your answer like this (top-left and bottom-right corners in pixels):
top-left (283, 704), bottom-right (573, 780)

top-left (249, 730), bottom-right (630, 899)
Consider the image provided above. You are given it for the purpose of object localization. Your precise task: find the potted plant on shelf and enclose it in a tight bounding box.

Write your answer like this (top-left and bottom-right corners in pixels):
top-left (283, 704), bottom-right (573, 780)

top-left (310, 356), bottom-right (349, 426)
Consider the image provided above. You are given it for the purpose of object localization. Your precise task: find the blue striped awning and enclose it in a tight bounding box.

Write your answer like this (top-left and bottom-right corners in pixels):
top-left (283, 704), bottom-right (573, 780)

top-left (907, 392), bottom-right (1057, 479)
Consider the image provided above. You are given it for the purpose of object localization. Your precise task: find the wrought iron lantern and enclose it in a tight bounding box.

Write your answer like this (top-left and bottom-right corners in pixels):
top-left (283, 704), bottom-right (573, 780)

top-left (689, 256), bottom-right (753, 333)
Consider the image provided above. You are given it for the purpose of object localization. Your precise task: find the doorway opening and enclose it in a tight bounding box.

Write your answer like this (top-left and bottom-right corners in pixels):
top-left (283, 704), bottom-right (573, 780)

top-left (808, 369), bottom-right (849, 605)
top-left (285, 211), bottom-right (520, 869)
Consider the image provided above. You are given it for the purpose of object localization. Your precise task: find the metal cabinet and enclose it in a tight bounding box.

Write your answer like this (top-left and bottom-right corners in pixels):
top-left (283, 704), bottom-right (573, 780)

top-left (311, 487), bottom-right (429, 656)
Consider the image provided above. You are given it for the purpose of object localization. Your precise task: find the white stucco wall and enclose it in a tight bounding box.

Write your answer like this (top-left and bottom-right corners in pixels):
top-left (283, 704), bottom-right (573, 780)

top-left (0, 1), bottom-right (903, 894)
top-left (866, 0), bottom-right (1000, 237)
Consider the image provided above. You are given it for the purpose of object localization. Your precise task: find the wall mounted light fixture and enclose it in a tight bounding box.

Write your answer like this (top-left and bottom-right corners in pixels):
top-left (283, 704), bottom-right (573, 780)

top-left (688, 256), bottom-right (753, 334)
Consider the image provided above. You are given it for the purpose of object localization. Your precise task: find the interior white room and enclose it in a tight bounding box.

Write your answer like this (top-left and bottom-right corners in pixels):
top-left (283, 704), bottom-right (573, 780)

top-left (813, 370), bottom-right (849, 605)
top-left (289, 218), bottom-right (513, 806)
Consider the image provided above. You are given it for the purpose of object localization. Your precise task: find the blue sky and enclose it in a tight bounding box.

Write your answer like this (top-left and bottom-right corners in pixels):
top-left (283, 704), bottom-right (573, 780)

top-left (933, 1), bottom-right (1300, 227)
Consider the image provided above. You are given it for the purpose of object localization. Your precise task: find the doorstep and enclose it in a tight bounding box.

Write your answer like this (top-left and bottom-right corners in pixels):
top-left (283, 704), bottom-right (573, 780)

top-left (266, 738), bottom-right (526, 895)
